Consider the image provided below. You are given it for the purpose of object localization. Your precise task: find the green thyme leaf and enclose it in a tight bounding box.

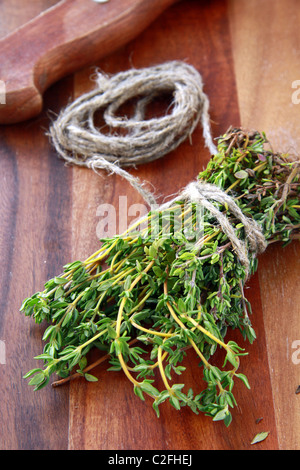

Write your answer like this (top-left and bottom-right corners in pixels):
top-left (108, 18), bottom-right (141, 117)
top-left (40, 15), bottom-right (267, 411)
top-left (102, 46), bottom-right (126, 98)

top-left (251, 431), bottom-right (270, 445)
top-left (84, 373), bottom-right (98, 382)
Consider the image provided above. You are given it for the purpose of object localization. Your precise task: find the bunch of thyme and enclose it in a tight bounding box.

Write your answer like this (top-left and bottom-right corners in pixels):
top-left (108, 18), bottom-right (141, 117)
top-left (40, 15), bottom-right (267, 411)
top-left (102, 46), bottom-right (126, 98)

top-left (21, 128), bottom-right (299, 426)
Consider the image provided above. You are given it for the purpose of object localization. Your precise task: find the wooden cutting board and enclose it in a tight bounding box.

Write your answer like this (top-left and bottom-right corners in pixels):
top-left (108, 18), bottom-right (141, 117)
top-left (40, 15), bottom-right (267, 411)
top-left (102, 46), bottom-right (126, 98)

top-left (0, 0), bottom-right (299, 451)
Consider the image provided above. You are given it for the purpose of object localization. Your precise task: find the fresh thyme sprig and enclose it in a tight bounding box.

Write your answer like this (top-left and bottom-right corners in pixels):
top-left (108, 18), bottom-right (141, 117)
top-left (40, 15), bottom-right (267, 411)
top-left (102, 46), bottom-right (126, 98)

top-left (21, 128), bottom-right (299, 426)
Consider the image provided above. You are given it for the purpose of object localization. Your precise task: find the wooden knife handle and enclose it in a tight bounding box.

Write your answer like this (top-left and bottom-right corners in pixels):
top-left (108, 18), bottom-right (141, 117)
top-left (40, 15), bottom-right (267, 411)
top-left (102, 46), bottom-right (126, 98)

top-left (0, 0), bottom-right (178, 124)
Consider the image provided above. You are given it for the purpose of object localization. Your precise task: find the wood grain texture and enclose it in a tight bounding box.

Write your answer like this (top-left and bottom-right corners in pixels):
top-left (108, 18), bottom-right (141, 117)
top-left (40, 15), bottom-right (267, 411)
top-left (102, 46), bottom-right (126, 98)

top-left (0, 0), bottom-right (299, 451)
top-left (0, 1), bottom-right (70, 450)
top-left (229, 0), bottom-right (300, 450)
top-left (0, 88), bottom-right (73, 449)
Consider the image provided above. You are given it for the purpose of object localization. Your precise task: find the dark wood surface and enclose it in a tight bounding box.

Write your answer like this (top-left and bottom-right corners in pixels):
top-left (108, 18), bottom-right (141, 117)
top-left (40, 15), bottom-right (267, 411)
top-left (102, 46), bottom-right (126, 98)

top-left (0, 0), bottom-right (299, 450)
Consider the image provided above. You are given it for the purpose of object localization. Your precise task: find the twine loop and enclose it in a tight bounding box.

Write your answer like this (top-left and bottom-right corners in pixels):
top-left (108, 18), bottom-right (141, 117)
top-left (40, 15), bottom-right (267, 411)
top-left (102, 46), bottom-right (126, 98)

top-left (49, 61), bottom-right (217, 205)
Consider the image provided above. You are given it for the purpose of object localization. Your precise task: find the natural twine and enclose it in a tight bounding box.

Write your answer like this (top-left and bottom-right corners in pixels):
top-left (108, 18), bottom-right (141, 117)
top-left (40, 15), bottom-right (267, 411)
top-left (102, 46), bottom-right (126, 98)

top-left (49, 61), bottom-right (217, 206)
top-left (158, 180), bottom-right (267, 277)
top-left (49, 61), bottom-right (266, 272)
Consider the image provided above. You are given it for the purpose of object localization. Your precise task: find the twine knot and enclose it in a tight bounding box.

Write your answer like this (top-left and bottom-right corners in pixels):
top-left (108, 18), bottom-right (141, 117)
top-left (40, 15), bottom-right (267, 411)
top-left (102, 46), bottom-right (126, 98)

top-left (158, 180), bottom-right (267, 277)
